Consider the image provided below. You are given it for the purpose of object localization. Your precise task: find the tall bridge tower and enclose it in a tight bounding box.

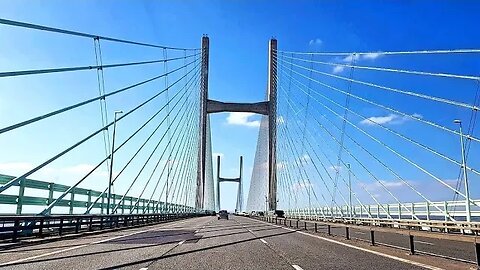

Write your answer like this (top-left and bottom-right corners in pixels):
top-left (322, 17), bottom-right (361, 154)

top-left (196, 37), bottom-right (278, 211)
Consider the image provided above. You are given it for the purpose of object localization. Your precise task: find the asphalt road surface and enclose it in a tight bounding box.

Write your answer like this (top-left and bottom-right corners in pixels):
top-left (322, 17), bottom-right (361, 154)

top-left (0, 215), bottom-right (467, 270)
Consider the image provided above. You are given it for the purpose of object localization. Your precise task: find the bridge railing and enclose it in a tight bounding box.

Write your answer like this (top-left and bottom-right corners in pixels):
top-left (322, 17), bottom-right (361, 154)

top-left (0, 174), bottom-right (197, 215)
top-left (0, 212), bottom-right (209, 243)
top-left (285, 199), bottom-right (480, 226)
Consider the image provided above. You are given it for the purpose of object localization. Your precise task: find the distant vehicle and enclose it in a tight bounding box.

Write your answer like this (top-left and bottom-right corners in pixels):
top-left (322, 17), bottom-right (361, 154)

top-left (274, 210), bottom-right (285, 218)
top-left (218, 210), bottom-right (229, 220)
top-left (257, 211), bottom-right (265, 216)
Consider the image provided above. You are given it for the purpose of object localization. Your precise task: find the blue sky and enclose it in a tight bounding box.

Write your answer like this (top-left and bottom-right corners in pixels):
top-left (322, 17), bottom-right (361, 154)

top-left (0, 1), bottom-right (479, 213)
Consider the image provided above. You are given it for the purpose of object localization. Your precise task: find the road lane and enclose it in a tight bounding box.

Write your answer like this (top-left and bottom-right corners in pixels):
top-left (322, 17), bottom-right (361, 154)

top-left (0, 217), bottom-right (212, 270)
top-left (0, 215), bottom-right (472, 269)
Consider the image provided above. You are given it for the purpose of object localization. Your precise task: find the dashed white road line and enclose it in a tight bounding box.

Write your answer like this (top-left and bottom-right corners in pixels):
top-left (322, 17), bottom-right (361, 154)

top-left (0, 218), bottom-right (194, 267)
top-left (259, 238), bottom-right (268, 244)
top-left (292, 265), bottom-right (304, 270)
top-left (139, 268), bottom-right (148, 270)
top-left (178, 240), bottom-right (186, 245)
top-left (415, 240), bottom-right (434, 246)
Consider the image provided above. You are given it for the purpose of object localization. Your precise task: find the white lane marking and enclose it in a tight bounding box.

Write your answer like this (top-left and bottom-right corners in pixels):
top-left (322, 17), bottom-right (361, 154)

top-left (415, 240), bottom-right (434, 246)
top-left (259, 238), bottom-right (268, 244)
top-left (194, 230), bottom-right (199, 233)
top-left (248, 229), bottom-right (253, 233)
top-left (293, 229), bottom-right (444, 270)
top-left (0, 244), bottom-right (89, 266)
top-left (292, 265), bottom-right (304, 270)
top-left (0, 218), bottom-right (193, 266)
top-left (139, 268), bottom-right (148, 270)
top-left (178, 240), bottom-right (185, 245)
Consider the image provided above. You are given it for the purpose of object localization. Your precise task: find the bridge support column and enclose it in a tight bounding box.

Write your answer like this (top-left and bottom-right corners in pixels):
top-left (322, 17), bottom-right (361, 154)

top-left (196, 35), bottom-right (209, 210)
top-left (268, 38), bottom-right (278, 211)
top-left (216, 155), bottom-right (243, 212)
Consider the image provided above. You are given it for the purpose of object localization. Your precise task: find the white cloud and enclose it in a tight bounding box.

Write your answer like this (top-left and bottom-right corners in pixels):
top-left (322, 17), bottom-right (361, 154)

top-left (342, 54), bottom-right (360, 63)
top-left (332, 65), bottom-right (345, 73)
top-left (360, 113), bottom-right (423, 126)
top-left (276, 161), bottom-right (287, 170)
top-left (328, 165), bottom-right (342, 173)
top-left (292, 181), bottom-right (313, 191)
top-left (308, 38), bottom-right (323, 46)
top-left (299, 154), bottom-right (310, 163)
top-left (226, 112), bottom-right (260, 127)
top-left (360, 114), bottom-right (399, 126)
top-left (362, 52), bottom-right (382, 60)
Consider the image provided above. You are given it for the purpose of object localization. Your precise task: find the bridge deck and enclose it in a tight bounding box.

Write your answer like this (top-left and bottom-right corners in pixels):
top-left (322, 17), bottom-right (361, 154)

top-left (0, 216), bottom-right (471, 269)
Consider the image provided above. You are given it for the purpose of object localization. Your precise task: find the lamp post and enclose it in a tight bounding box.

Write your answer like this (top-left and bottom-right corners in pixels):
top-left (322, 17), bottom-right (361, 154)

top-left (107, 110), bottom-right (123, 215)
top-left (454, 119), bottom-right (471, 223)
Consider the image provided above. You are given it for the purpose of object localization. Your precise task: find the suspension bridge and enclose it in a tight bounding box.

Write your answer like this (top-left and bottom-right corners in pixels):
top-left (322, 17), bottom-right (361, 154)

top-left (0, 19), bottom-right (479, 270)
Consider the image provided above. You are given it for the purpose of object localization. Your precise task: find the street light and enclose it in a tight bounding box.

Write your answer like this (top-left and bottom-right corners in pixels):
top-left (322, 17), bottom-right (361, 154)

top-left (107, 110), bottom-right (123, 215)
top-left (454, 119), bottom-right (471, 223)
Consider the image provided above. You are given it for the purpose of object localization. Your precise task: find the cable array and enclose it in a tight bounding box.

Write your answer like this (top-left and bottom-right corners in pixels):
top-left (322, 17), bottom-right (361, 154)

top-left (274, 47), bottom-right (480, 221)
top-left (0, 19), bottom-right (203, 215)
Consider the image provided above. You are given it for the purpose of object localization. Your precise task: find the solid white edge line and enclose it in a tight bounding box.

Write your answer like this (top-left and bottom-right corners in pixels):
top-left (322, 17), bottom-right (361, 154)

top-left (260, 238), bottom-right (268, 244)
top-left (255, 218), bottom-right (444, 270)
top-left (292, 265), bottom-right (304, 270)
top-left (291, 229), bottom-right (444, 270)
top-left (0, 244), bottom-right (89, 266)
top-left (0, 218), bottom-right (193, 266)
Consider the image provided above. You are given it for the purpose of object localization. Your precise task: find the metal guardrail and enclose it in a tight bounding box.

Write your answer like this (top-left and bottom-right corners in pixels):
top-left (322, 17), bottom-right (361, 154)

top-left (285, 199), bottom-right (480, 224)
top-left (0, 212), bottom-right (210, 243)
top-left (0, 174), bottom-right (196, 215)
top-left (255, 215), bottom-right (480, 267)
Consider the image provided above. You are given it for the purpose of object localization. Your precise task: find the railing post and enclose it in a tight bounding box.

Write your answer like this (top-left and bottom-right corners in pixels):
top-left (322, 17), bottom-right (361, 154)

top-left (411, 202), bottom-right (415, 220)
top-left (346, 227), bottom-right (350, 240)
top-left (58, 218), bottom-right (64, 236)
top-left (409, 234), bottom-right (415, 255)
top-left (39, 218), bottom-right (44, 237)
top-left (16, 179), bottom-right (26, 214)
top-left (69, 188), bottom-right (75, 215)
top-left (100, 194), bottom-right (105, 214)
top-left (75, 217), bottom-right (80, 233)
top-left (296, 220), bottom-right (299, 228)
top-left (328, 224), bottom-right (331, 235)
top-left (370, 230), bottom-right (375, 246)
top-left (314, 223), bottom-right (317, 232)
top-left (86, 190), bottom-right (92, 211)
top-left (12, 220), bottom-right (20, 242)
top-left (304, 221), bottom-right (307, 230)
